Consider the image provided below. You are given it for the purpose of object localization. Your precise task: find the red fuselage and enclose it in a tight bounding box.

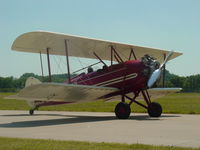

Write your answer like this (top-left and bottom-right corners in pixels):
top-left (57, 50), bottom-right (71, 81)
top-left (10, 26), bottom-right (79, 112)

top-left (70, 60), bottom-right (149, 96)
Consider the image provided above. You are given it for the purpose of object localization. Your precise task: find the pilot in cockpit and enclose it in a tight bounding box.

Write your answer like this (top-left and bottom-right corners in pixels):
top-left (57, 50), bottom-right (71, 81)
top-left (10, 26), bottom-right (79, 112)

top-left (87, 67), bottom-right (94, 73)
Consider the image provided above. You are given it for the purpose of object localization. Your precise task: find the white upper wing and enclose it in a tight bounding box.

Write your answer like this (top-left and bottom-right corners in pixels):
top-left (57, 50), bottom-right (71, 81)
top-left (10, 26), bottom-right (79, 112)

top-left (7, 83), bottom-right (118, 102)
top-left (12, 31), bottom-right (182, 63)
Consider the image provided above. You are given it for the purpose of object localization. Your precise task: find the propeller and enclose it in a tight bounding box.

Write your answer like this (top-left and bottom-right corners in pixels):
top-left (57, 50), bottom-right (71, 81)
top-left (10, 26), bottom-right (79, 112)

top-left (147, 51), bottom-right (174, 88)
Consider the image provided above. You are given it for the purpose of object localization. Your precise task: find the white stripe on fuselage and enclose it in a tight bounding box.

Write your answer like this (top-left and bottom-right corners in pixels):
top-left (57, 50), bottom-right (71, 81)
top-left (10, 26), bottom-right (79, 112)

top-left (94, 73), bottom-right (138, 87)
top-left (78, 68), bottom-right (126, 84)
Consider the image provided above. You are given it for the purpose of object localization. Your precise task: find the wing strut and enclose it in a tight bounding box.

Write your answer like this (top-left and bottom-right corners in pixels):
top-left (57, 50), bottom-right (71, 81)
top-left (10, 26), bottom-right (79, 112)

top-left (110, 46), bottom-right (124, 65)
top-left (129, 48), bottom-right (137, 60)
top-left (64, 40), bottom-right (71, 83)
top-left (93, 52), bottom-right (107, 67)
top-left (110, 46), bottom-right (124, 64)
top-left (39, 52), bottom-right (44, 78)
top-left (162, 53), bottom-right (166, 87)
top-left (46, 48), bottom-right (52, 82)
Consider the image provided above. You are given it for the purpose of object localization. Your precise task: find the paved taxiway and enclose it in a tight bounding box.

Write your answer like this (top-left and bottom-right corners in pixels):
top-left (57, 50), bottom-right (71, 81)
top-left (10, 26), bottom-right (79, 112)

top-left (0, 110), bottom-right (200, 148)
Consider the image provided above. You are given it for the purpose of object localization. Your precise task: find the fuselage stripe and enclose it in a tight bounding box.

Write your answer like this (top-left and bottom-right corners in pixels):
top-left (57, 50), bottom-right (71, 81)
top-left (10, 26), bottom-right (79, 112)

top-left (95, 73), bottom-right (136, 86)
top-left (94, 73), bottom-right (138, 87)
top-left (78, 68), bottom-right (126, 84)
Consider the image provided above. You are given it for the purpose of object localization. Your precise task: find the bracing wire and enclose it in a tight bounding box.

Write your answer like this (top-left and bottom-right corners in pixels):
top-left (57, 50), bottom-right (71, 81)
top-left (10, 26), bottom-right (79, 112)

top-left (52, 55), bottom-right (65, 75)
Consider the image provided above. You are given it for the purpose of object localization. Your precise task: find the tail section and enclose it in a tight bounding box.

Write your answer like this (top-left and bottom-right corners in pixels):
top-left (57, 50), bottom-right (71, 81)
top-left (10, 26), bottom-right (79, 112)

top-left (25, 77), bottom-right (41, 87)
top-left (5, 77), bottom-right (41, 101)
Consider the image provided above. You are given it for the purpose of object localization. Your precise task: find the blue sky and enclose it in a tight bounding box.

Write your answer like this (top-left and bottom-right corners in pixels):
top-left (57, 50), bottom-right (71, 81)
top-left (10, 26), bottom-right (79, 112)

top-left (0, 0), bottom-right (200, 77)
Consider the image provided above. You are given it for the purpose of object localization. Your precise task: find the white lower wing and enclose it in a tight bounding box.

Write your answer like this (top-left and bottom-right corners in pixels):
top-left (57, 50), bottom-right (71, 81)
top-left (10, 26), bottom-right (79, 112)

top-left (147, 88), bottom-right (182, 99)
top-left (7, 83), bottom-right (118, 102)
top-left (105, 88), bottom-right (182, 101)
top-left (149, 88), bottom-right (182, 92)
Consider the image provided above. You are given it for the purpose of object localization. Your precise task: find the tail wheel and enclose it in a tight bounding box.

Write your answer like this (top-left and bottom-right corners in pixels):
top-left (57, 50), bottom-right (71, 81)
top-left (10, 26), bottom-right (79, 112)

top-left (148, 102), bottom-right (162, 117)
top-left (29, 106), bottom-right (38, 115)
top-left (29, 109), bottom-right (34, 115)
top-left (115, 102), bottom-right (131, 119)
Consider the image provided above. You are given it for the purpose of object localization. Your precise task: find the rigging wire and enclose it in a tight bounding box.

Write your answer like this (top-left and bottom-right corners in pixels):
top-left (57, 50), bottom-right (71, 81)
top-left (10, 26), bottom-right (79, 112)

top-left (52, 55), bottom-right (65, 75)
top-left (115, 47), bottom-right (128, 61)
top-left (51, 40), bottom-right (127, 85)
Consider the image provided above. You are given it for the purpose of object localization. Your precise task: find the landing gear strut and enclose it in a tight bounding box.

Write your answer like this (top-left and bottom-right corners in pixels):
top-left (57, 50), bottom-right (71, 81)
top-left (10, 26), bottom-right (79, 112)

top-left (29, 106), bottom-right (38, 115)
top-left (114, 90), bottom-right (162, 119)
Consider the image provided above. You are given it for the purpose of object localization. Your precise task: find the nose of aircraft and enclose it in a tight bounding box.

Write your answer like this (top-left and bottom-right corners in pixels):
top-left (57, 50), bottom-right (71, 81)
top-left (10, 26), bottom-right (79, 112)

top-left (147, 51), bottom-right (174, 88)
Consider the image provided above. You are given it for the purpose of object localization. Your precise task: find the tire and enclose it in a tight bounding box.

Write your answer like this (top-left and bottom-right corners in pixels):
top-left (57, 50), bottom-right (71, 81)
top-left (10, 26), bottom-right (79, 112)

top-left (148, 102), bottom-right (162, 117)
top-left (115, 102), bottom-right (131, 119)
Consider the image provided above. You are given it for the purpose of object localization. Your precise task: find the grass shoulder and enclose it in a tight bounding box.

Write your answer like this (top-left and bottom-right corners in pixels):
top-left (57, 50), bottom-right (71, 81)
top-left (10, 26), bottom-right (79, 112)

top-left (1, 92), bottom-right (200, 114)
top-left (0, 137), bottom-right (199, 150)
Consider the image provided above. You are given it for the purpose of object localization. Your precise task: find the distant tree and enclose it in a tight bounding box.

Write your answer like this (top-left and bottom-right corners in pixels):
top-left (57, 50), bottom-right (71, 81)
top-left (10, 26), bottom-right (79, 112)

top-left (0, 70), bottom-right (200, 92)
top-left (183, 75), bottom-right (200, 92)
top-left (169, 75), bottom-right (185, 87)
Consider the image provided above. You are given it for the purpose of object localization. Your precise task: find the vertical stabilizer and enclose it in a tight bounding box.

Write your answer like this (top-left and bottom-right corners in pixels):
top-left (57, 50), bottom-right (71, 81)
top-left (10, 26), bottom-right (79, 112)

top-left (25, 77), bottom-right (41, 87)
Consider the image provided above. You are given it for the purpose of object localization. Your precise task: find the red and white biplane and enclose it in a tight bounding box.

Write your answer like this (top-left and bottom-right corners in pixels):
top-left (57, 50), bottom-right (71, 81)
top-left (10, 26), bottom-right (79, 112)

top-left (9, 31), bottom-right (182, 119)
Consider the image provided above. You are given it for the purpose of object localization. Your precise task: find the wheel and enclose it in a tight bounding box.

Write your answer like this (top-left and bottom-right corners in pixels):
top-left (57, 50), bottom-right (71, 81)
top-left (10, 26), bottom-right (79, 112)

top-left (148, 102), bottom-right (162, 117)
top-left (29, 109), bottom-right (34, 115)
top-left (115, 102), bottom-right (131, 119)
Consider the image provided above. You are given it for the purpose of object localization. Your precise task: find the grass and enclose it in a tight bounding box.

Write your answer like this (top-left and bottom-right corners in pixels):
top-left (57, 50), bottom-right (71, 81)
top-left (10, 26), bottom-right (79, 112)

top-left (1, 92), bottom-right (200, 114)
top-left (0, 137), bottom-right (199, 150)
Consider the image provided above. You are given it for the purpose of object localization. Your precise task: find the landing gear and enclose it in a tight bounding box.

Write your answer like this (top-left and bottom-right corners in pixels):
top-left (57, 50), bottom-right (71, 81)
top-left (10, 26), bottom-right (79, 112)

top-left (29, 106), bottom-right (38, 115)
top-left (115, 102), bottom-right (131, 119)
top-left (148, 102), bottom-right (162, 117)
top-left (114, 90), bottom-right (162, 119)
top-left (29, 109), bottom-right (34, 115)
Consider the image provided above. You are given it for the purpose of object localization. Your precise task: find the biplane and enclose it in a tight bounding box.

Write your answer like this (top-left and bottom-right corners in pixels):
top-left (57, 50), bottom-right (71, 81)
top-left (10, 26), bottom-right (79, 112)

top-left (8, 31), bottom-right (182, 119)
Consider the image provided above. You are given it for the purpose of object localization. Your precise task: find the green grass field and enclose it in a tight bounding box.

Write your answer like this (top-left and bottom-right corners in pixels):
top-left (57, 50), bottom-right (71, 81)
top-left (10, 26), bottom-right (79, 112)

top-left (0, 137), bottom-right (199, 150)
top-left (1, 92), bottom-right (200, 114)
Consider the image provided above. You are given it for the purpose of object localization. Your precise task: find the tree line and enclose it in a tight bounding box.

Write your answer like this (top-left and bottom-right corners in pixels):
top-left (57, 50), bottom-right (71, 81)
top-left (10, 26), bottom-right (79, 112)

top-left (0, 73), bottom-right (70, 92)
top-left (0, 71), bottom-right (200, 92)
top-left (158, 70), bottom-right (200, 92)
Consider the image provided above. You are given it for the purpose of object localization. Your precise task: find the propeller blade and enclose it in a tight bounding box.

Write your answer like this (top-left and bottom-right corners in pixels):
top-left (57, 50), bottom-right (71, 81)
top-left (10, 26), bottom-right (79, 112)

top-left (160, 51), bottom-right (174, 69)
top-left (147, 69), bottom-right (161, 88)
top-left (147, 51), bottom-right (174, 88)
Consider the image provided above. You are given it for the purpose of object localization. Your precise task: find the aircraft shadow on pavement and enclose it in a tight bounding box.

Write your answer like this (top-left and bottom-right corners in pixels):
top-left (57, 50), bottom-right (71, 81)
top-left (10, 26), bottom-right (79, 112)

top-left (0, 113), bottom-right (180, 128)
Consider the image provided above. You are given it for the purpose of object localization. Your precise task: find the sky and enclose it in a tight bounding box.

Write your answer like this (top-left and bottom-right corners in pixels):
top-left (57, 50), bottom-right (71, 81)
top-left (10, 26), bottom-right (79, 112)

top-left (0, 0), bottom-right (200, 77)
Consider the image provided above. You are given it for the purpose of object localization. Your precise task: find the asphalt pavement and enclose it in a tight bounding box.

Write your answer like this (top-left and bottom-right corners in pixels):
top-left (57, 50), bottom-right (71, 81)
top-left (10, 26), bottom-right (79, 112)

top-left (0, 110), bottom-right (200, 148)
